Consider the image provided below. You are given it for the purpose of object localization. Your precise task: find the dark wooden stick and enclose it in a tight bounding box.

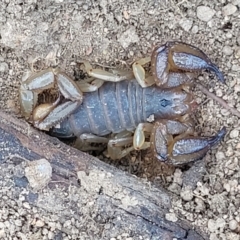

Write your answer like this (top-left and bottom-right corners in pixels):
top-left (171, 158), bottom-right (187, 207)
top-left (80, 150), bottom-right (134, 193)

top-left (0, 110), bottom-right (207, 240)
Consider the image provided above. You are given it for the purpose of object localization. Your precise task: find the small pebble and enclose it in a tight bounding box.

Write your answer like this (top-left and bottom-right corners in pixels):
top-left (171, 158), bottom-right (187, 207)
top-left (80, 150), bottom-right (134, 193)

top-left (234, 84), bottom-right (240, 93)
top-left (222, 4), bottom-right (237, 16)
top-left (223, 46), bottom-right (233, 56)
top-left (191, 25), bottom-right (199, 34)
top-left (63, 219), bottom-right (71, 228)
top-left (226, 233), bottom-right (239, 240)
top-left (36, 219), bottom-right (45, 227)
top-left (0, 62), bottom-right (9, 72)
top-left (180, 187), bottom-right (193, 201)
top-left (25, 159), bottom-right (52, 190)
top-left (14, 219), bottom-right (22, 227)
top-left (195, 198), bottom-right (205, 212)
top-left (165, 212), bottom-right (178, 222)
top-left (179, 18), bottom-right (193, 32)
top-left (147, 9), bottom-right (155, 15)
top-left (123, 10), bottom-right (130, 20)
top-left (208, 219), bottom-right (217, 232)
top-left (48, 231), bottom-right (54, 240)
top-left (216, 151), bottom-right (225, 161)
top-left (82, 4), bottom-right (88, 11)
top-left (232, 64), bottom-right (240, 71)
top-left (216, 218), bottom-right (226, 229)
top-left (223, 183), bottom-right (231, 192)
top-left (229, 219), bottom-right (238, 231)
top-left (229, 129), bottom-right (239, 139)
top-left (216, 88), bottom-right (223, 97)
top-left (0, 229), bottom-right (5, 238)
top-left (42, 228), bottom-right (48, 235)
top-left (235, 47), bottom-right (240, 58)
top-left (197, 6), bottom-right (216, 22)
top-left (23, 202), bottom-right (31, 209)
top-left (210, 233), bottom-right (218, 240)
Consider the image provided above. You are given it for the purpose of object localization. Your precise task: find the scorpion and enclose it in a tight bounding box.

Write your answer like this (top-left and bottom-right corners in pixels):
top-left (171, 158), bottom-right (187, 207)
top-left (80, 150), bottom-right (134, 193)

top-left (19, 41), bottom-right (226, 165)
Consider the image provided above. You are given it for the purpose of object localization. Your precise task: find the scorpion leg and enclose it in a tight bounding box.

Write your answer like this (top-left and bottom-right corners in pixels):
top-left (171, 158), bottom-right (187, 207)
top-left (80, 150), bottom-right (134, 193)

top-left (152, 41), bottom-right (225, 86)
top-left (133, 115), bottom-right (194, 150)
top-left (79, 133), bottom-right (109, 143)
top-left (81, 60), bottom-right (134, 83)
top-left (107, 131), bottom-right (133, 160)
top-left (76, 78), bottom-right (105, 92)
top-left (106, 131), bottom-right (151, 160)
top-left (151, 119), bottom-right (226, 165)
top-left (133, 123), bottom-right (153, 150)
top-left (132, 57), bottom-right (155, 88)
top-left (75, 133), bottom-right (110, 152)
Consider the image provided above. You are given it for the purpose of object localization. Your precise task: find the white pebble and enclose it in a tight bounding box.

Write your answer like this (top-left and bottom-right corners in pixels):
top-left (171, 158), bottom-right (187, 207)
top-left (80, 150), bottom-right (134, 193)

top-left (210, 233), bottom-right (218, 240)
top-left (0, 229), bottom-right (5, 238)
top-left (208, 219), bottom-right (217, 232)
top-left (48, 231), bottom-right (55, 240)
top-left (25, 159), bottom-right (52, 190)
top-left (165, 212), bottom-right (178, 222)
top-left (216, 88), bottom-right (223, 97)
top-left (180, 187), bottom-right (193, 201)
top-left (229, 219), bottom-right (238, 231)
top-left (232, 64), bottom-right (240, 71)
top-left (191, 25), bottom-right (199, 34)
top-left (216, 218), bottom-right (226, 229)
top-left (0, 62), bottom-right (9, 72)
top-left (179, 18), bottom-right (193, 32)
top-left (235, 47), bottom-right (240, 58)
top-left (229, 129), bottom-right (239, 139)
top-left (223, 183), bottom-right (231, 192)
top-left (14, 219), bottom-right (22, 227)
top-left (216, 151), bottom-right (225, 161)
top-left (197, 6), bottom-right (216, 22)
top-left (234, 84), bottom-right (240, 93)
top-left (36, 219), bottom-right (45, 227)
top-left (42, 228), bottom-right (48, 235)
top-left (222, 4), bottom-right (237, 16)
top-left (23, 202), bottom-right (31, 209)
top-left (223, 46), bottom-right (233, 56)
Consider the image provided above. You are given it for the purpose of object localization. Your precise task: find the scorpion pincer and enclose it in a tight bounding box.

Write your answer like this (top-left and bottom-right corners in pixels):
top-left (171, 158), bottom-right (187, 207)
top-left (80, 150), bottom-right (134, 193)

top-left (19, 41), bottom-right (226, 165)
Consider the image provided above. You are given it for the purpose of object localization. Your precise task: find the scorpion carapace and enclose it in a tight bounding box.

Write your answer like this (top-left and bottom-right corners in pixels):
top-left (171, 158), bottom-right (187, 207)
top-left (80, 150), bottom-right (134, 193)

top-left (19, 41), bottom-right (226, 165)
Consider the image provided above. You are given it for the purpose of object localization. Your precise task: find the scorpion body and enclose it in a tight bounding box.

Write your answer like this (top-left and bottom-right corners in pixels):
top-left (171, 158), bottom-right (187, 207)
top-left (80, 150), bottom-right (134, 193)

top-left (20, 41), bottom-right (227, 164)
top-left (51, 80), bottom-right (192, 139)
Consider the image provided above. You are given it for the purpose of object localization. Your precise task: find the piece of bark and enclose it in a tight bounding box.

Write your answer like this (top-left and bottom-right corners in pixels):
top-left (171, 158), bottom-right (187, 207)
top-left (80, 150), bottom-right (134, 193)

top-left (0, 110), bottom-right (207, 240)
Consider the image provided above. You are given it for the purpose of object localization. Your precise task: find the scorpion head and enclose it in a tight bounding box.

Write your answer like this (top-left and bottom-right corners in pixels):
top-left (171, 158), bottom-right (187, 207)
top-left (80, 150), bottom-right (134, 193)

top-left (153, 84), bottom-right (197, 120)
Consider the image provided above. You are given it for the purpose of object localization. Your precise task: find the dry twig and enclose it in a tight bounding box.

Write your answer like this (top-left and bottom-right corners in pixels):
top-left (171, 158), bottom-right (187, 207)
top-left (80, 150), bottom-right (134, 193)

top-left (197, 83), bottom-right (240, 118)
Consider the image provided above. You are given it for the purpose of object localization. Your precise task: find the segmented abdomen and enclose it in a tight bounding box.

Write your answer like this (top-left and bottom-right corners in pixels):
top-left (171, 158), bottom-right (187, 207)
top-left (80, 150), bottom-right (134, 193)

top-left (66, 80), bottom-right (156, 137)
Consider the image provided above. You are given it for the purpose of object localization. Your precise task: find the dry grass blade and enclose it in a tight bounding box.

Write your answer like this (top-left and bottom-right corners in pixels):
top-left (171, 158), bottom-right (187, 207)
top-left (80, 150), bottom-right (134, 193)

top-left (197, 83), bottom-right (240, 118)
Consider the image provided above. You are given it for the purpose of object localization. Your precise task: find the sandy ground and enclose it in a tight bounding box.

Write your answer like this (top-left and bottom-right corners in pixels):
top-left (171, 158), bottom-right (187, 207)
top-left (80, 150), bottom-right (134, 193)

top-left (0, 0), bottom-right (240, 239)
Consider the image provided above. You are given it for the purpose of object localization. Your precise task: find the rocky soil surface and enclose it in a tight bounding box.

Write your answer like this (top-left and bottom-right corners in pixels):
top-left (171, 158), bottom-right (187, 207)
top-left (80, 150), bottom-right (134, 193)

top-left (0, 0), bottom-right (239, 239)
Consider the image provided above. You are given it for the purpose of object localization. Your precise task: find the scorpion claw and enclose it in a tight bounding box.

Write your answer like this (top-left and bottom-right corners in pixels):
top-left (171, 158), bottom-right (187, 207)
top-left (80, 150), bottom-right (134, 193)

top-left (36, 101), bottom-right (80, 130)
top-left (152, 41), bottom-right (225, 85)
top-left (151, 121), bottom-right (227, 165)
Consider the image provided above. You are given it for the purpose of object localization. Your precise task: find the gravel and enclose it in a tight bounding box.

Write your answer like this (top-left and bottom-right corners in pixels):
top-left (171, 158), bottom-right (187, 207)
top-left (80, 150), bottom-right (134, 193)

top-left (0, 0), bottom-right (240, 239)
